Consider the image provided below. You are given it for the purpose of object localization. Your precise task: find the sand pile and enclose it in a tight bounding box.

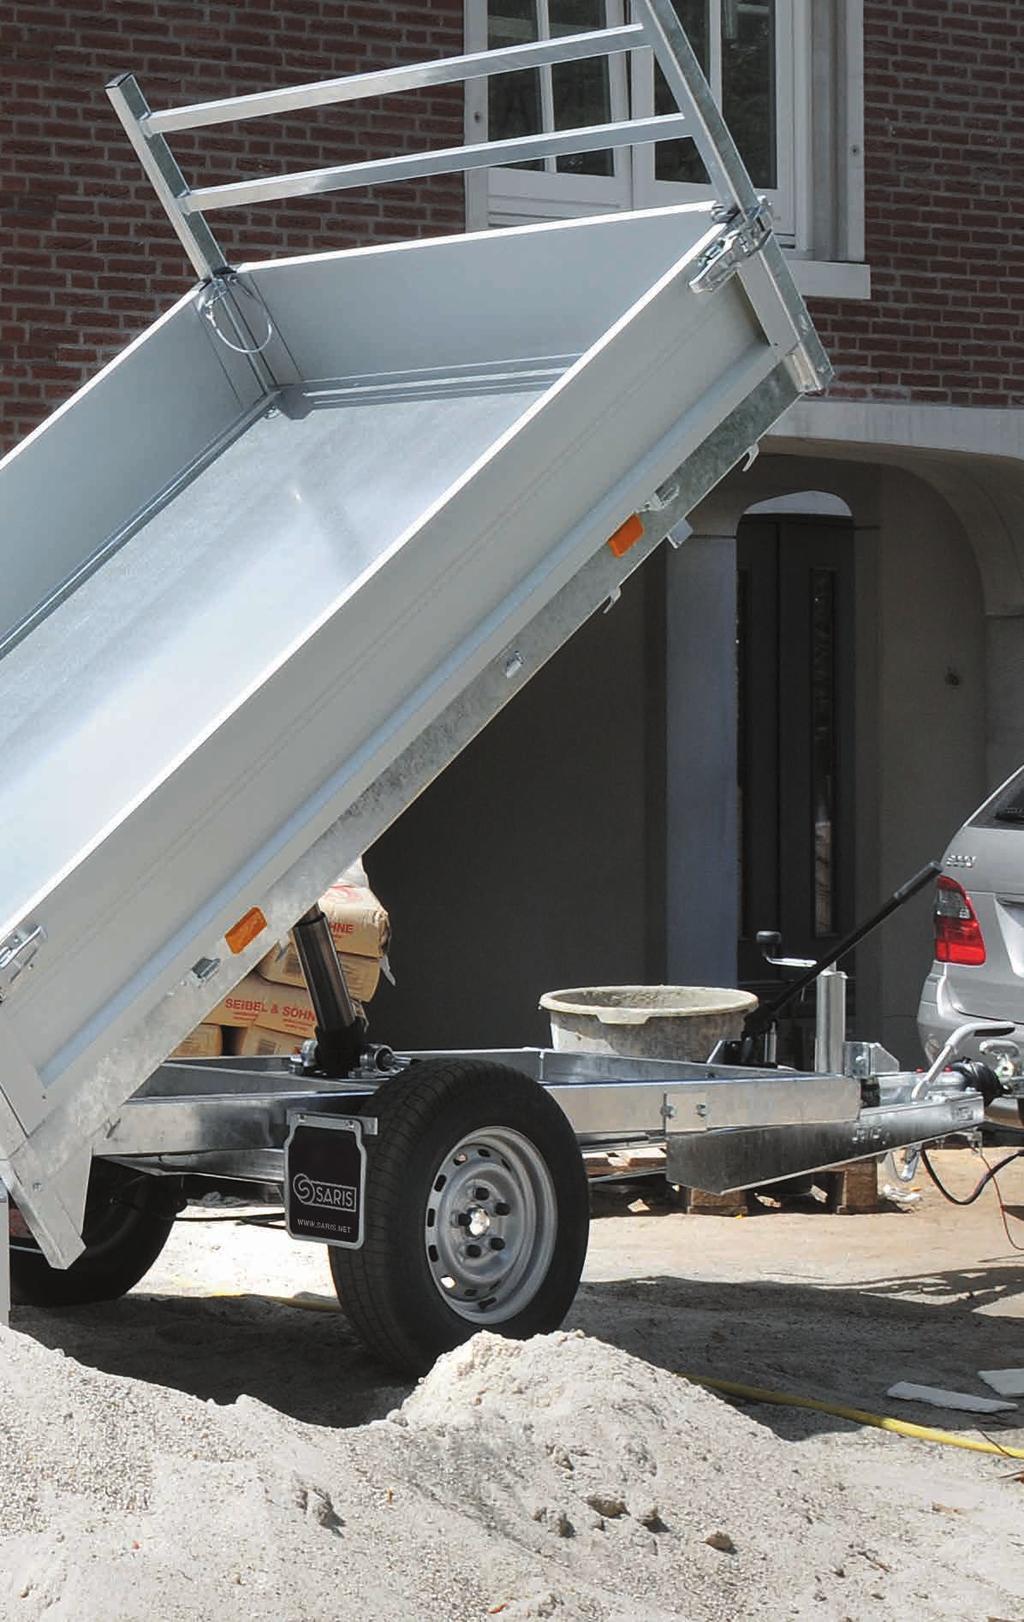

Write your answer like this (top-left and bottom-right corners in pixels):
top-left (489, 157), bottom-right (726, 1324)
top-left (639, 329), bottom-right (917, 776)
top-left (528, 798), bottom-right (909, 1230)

top-left (0, 1325), bottom-right (1018, 1621)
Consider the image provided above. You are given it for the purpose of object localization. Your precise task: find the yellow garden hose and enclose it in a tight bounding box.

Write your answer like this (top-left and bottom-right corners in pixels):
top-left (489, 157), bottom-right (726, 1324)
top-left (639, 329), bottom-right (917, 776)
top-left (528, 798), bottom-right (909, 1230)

top-left (687, 1374), bottom-right (1024, 1461)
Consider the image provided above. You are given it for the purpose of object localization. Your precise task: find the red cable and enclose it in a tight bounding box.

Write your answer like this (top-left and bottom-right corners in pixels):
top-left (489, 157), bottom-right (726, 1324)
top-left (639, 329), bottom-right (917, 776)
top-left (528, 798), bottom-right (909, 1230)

top-left (979, 1148), bottom-right (1024, 1254)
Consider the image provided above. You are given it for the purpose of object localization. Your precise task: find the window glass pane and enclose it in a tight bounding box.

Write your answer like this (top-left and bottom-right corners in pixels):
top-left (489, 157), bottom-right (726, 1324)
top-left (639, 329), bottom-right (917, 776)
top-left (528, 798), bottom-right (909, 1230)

top-left (973, 768), bottom-right (1024, 830)
top-left (654, 0), bottom-right (709, 185)
top-left (550, 0), bottom-right (613, 174)
top-left (722, 0), bottom-right (777, 189)
top-left (488, 1), bottom-right (544, 169)
top-left (811, 569), bottom-right (836, 938)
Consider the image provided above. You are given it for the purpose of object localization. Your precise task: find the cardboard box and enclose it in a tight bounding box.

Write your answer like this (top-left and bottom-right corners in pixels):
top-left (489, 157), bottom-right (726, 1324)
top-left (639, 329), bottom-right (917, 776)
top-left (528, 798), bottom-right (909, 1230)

top-left (258, 882), bottom-right (389, 990)
top-left (206, 973), bottom-right (317, 1037)
top-left (170, 1023), bottom-right (224, 1060)
top-left (335, 952), bottom-right (380, 1004)
top-left (256, 948), bottom-right (381, 1005)
top-left (206, 965), bottom-right (375, 1037)
top-left (225, 1025), bottom-right (302, 1060)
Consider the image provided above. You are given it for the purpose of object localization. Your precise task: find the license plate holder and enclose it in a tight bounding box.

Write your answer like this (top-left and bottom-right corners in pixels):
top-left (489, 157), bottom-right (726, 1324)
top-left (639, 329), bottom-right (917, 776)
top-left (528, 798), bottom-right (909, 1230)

top-left (284, 1115), bottom-right (367, 1249)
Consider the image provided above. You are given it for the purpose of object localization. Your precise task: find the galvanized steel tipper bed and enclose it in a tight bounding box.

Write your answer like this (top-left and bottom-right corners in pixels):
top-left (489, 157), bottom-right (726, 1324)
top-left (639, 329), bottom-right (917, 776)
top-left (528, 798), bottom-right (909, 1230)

top-left (0, 0), bottom-right (1005, 1370)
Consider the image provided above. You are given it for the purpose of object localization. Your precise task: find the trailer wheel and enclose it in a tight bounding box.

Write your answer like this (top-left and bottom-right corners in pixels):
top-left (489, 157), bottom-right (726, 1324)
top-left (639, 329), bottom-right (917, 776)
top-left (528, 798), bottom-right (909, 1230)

top-left (9, 1162), bottom-right (179, 1308)
top-left (329, 1059), bottom-right (589, 1374)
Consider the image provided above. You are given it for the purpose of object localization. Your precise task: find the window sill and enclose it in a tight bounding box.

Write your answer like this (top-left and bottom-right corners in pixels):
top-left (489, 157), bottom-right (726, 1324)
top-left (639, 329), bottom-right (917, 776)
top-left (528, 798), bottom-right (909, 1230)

top-left (787, 258), bottom-right (871, 302)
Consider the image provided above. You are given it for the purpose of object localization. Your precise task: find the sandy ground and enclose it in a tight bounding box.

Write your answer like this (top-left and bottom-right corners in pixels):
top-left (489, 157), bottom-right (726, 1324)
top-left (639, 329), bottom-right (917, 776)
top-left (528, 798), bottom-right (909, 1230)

top-left (3, 1144), bottom-right (1023, 1620)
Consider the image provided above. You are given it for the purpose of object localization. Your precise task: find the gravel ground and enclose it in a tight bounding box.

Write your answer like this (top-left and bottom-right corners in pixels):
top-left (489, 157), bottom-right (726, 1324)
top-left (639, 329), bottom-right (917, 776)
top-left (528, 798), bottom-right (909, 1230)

top-left (2, 1145), bottom-right (1022, 1620)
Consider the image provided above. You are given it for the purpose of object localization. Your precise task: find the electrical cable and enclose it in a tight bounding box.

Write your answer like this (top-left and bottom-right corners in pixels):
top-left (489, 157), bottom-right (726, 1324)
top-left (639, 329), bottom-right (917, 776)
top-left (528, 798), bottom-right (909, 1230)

top-left (978, 1148), bottom-right (1024, 1254)
top-left (920, 1144), bottom-right (1023, 1206)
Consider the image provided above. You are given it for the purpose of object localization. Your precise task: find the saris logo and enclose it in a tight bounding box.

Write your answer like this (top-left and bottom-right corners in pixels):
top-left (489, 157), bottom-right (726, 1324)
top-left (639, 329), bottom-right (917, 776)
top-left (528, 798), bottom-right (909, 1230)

top-left (292, 1172), bottom-right (357, 1211)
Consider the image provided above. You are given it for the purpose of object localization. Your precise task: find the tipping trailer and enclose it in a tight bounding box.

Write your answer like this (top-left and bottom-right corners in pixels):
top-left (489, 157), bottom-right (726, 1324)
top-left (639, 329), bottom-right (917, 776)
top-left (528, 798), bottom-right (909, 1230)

top-left (0, 1), bottom-right (1004, 1372)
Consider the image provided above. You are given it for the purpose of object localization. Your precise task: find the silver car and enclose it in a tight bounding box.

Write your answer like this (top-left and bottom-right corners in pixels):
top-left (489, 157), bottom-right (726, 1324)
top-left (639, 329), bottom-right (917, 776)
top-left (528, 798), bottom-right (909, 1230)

top-left (918, 765), bottom-right (1024, 1116)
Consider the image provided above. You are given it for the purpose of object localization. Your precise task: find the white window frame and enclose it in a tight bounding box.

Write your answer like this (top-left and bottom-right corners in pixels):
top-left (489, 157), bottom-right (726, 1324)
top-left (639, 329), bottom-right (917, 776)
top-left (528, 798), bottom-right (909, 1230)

top-left (629, 0), bottom-right (798, 240)
top-left (464, 0), bottom-right (869, 296)
top-left (465, 0), bottom-right (633, 223)
top-left (466, 0), bottom-right (798, 237)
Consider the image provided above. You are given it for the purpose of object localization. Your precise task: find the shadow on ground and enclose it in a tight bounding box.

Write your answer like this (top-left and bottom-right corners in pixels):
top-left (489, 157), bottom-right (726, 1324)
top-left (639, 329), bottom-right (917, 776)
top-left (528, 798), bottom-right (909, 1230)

top-left (14, 1290), bottom-right (410, 1429)
top-left (13, 1256), bottom-right (1024, 1449)
top-left (570, 1266), bottom-right (1024, 1448)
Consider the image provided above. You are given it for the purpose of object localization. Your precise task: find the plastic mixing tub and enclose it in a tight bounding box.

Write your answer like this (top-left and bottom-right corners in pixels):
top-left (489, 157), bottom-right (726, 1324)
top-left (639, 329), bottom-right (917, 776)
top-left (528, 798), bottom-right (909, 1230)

top-left (540, 985), bottom-right (757, 1061)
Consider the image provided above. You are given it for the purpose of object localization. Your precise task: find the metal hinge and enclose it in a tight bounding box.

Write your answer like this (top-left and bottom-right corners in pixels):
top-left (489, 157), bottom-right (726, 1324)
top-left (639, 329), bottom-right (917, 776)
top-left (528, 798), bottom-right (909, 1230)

top-left (690, 199), bottom-right (773, 296)
top-left (0, 922), bottom-right (47, 1001)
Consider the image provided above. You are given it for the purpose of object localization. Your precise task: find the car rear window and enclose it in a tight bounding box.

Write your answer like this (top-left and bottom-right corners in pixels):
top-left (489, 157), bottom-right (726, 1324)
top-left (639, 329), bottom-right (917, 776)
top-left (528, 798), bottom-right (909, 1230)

top-left (972, 767), bottom-right (1024, 828)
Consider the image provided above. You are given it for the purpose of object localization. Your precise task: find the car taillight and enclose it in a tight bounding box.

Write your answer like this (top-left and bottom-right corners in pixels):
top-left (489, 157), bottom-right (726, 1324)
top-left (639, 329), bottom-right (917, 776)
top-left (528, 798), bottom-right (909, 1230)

top-left (934, 875), bottom-right (986, 965)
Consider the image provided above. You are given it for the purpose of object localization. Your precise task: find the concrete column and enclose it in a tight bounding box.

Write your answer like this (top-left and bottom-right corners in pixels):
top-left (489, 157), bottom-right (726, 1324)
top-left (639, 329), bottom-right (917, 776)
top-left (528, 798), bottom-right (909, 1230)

top-left (985, 613), bottom-right (1024, 790)
top-left (855, 468), bottom-right (986, 1062)
top-left (664, 534), bottom-right (739, 987)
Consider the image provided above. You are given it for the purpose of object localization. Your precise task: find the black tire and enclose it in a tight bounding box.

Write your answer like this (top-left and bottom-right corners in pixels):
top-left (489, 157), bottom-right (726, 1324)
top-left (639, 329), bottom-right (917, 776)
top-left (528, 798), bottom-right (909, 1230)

top-left (329, 1059), bottom-right (589, 1374)
top-left (10, 1162), bottom-right (179, 1307)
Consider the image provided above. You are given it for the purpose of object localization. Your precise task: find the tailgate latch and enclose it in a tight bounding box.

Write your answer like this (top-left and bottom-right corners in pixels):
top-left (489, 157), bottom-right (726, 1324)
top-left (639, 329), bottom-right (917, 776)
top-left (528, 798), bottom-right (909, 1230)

top-left (690, 199), bottom-right (773, 295)
top-left (0, 922), bottom-right (47, 1002)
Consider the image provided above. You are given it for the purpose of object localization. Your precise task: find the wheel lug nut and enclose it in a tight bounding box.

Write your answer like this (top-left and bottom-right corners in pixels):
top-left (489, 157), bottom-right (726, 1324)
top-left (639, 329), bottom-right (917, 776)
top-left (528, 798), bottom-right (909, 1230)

top-left (473, 1187), bottom-right (490, 1202)
top-left (465, 1243), bottom-right (482, 1258)
top-left (489, 1237), bottom-right (505, 1251)
top-left (456, 1212), bottom-right (471, 1227)
top-left (494, 1201), bottom-right (510, 1217)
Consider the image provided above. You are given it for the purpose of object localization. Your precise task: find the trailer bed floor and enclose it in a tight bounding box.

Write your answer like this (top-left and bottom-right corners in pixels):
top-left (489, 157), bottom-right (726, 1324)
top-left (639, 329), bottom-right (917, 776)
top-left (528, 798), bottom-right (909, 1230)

top-left (0, 378), bottom-right (547, 922)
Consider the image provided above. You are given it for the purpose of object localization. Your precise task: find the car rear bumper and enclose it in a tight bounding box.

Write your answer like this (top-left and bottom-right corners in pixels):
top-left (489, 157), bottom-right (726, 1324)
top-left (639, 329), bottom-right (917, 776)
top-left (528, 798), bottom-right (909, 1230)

top-left (918, 965), bottom-right (1024, 1096)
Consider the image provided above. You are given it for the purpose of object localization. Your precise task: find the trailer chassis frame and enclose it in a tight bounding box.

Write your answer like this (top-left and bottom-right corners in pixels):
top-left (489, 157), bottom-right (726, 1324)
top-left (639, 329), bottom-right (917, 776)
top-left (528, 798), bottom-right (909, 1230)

top-left (96, 1047), bottom-right (984, 1196)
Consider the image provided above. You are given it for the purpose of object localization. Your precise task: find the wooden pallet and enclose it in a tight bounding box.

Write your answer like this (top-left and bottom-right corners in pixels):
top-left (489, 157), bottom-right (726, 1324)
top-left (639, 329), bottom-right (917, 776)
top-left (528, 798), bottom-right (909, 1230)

top-left (584, 1148), bottom-right (668, 1180)
top-left (584, 1148), bottom-right (880, 1215)
top-left (682, 1185), bottom-right (750, 1216)
top-left (821, 1158), bottom-right (879, 1214)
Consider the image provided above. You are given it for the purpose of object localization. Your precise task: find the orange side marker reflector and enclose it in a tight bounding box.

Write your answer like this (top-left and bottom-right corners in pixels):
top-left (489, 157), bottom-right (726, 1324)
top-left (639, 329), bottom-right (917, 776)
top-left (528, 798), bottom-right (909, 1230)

top-left (607, 513), bottom-right (644, 558)
top-left (226, 907), bottom-right (268, 955)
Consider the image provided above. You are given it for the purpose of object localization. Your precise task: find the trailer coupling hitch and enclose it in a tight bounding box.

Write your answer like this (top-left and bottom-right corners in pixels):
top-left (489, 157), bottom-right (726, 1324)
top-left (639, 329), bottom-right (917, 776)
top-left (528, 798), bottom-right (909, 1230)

top-left (911, 1020), bottom-right (1015, 1102)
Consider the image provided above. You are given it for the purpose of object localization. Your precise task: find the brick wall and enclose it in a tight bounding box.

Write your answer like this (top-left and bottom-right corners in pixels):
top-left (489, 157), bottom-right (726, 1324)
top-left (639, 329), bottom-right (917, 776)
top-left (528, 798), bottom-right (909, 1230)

top-left (5, 1), bottom-right (1024, 451)
top-left (810, 0), bottom-right (1024, 408)
top-left (0, 0), bottom-right (464, 451)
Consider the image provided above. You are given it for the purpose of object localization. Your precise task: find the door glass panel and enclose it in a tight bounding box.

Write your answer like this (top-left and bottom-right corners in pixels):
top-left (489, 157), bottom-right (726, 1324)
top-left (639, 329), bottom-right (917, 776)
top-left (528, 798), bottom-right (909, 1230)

top-left (550, 0), bottom-right (614, 174)
top-left (737, 523), bottom-right (853, 1042)
top-left (810, 568), bottom-right (836, 938)
top-left (722, 0), bottom-right (777, 189)
top-left (736, 564), bottom-right (750, 934)
top-left (488, 0), bottom-right (545, 169)
top-left (654, 0), bottom-right (709, 184)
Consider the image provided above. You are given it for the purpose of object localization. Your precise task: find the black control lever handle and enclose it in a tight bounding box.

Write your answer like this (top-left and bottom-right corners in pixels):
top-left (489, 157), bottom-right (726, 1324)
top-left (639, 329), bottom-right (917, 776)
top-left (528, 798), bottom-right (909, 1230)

top-left (891, 861), bottom-right (944, 908)
top-left (756, 928), bottom-right (816, 970)
top-left (744, 858), bottom-right (943, 1038)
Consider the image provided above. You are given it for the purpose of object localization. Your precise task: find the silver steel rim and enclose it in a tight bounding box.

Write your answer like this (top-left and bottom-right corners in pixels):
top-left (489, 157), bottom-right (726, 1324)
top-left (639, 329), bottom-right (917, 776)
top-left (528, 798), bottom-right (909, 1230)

top-left (423, 1125), bottom-right (558, 1324)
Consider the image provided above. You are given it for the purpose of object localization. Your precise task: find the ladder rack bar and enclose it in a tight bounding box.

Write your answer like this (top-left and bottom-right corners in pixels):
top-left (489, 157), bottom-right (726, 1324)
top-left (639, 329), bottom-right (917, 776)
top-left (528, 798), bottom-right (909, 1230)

top-left (183, 114), bottom-right (689, 213)
top-left (638, 0), bottom-right (831, 390)
top-left (107, 72), bottom-right (227, 281)
top-left (637, 0), bottom-right (751, 215)
top-left (147, 24), bottom-right (646, 134)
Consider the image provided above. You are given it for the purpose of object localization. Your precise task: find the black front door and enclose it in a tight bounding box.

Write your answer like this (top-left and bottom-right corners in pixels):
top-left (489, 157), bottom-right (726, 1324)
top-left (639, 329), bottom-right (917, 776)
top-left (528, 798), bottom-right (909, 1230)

top-left (737, 516), bottom-right (855, 1043)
